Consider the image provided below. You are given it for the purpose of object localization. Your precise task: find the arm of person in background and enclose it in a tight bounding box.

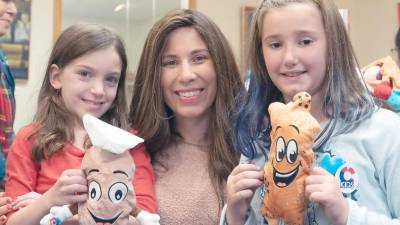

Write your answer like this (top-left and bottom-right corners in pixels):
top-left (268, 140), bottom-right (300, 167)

top-left (0, 192), bottom-right (12, 224)
top-left (11, 192), bottom-right (41, 210)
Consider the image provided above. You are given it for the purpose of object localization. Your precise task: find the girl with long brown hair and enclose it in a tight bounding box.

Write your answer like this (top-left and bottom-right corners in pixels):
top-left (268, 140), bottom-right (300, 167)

top-left (5, 23), bottom-right (157, 225)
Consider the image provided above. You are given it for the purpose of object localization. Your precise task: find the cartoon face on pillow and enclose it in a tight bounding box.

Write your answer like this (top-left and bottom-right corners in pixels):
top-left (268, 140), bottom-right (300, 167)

top-left (78, 147), bottom-right (136, 225)
top-left (260, 92), bottom-right (320, 225)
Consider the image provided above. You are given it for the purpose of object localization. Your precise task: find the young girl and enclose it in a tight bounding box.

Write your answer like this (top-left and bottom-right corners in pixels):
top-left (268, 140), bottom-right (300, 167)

top-left (129, 9), bottom-right (243, 225)
top-left (5, 23), bottom-right (156, 225)
top-left (221, 0), bottom-right (400, 225)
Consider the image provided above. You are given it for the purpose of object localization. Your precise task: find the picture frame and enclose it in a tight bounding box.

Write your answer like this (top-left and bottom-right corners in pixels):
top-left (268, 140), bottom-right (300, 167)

top-left (240, 6), bottom-right (255, 72)
top-left (0, 0), bottom-right (31, 80)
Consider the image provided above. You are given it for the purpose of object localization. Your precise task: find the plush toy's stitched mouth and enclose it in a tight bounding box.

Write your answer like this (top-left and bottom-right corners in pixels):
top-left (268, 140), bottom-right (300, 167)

top-left (88, 209), bottom-right (122, 224)
top-left (273, 165), bottom-right (300, 188)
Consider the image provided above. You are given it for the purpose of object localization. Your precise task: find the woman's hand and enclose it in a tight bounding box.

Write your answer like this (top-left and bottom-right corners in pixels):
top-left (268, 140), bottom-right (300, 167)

top-left (0, 192), bottom-right (12, 224)
top-left (305, 167), bottom-right (348, 225)
top-left (42, 169), bottom-right (87, 207)
top-left (226, 163), bottom-right (264, 225)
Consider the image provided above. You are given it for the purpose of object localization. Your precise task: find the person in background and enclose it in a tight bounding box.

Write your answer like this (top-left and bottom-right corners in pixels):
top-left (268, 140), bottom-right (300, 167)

top-left (129, 9), bottom-right (243, 225)
top-left (0, 0), bottom-right (16, 179)
top-left (0, 0), bottom-right (17, 223)
top-left (222, 0), bottom-right (400, 224)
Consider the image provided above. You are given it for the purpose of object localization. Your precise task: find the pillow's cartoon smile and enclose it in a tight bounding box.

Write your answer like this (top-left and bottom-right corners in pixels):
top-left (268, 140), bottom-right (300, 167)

top-left (88, 209), bottom-right (122, 224)
top-left (273, 164), bottom-right (300, 188)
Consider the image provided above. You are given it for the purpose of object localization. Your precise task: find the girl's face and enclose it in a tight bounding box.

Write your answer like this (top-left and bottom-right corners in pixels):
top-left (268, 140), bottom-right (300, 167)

top-left (50, 46), bottom-right (122, 125)
top-left (160, 27), bottom-right (217, 121)
top-left (0, 0), bottom-right (17, 36)
top-left (261, 3), bottom-right (327, 103)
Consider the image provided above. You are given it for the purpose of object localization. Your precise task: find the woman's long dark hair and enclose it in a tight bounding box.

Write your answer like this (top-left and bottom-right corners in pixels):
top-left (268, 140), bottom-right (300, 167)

top-left (129, 9), bottom-right (243, 208)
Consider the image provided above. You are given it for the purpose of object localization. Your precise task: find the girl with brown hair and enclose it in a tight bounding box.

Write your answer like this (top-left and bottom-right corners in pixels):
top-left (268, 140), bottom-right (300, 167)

top-left (5, 23), bottom-right (156, 225)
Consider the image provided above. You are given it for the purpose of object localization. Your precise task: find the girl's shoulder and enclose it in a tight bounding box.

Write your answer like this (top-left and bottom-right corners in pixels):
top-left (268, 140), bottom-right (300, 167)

top-left (368, 108), bottom-right (400, 128)
top-left (15, 122), bottom-right (41, 140)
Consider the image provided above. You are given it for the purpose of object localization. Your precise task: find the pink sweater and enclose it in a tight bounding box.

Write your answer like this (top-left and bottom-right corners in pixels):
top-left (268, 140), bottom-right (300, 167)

top-left (154, 142), bottom-right (220, 225)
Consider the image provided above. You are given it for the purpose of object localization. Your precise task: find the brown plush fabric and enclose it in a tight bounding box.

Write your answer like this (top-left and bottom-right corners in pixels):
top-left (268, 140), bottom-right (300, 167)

top-left (154, 143), bottom-right (220, 225)
top-left (78, 147), bottom-right (139, 225)
top-left (260, 92), bottom-right (320, 225)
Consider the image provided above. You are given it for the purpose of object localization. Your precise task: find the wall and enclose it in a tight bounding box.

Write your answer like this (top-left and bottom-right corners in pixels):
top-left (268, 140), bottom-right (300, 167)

top-left (14, 0), bottom-right (54, 131)
top-left (13, 0), bottom-right (400, 131)
top-left (196, 0), bottom-right (260, 71)
top-left (334, 0), bottom-right (398, 66)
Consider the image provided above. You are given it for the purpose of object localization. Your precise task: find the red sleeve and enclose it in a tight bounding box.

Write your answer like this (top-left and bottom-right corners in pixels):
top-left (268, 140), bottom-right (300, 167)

top-left (129, 143), bottom-right (157, 213)
top-left (5, 125), bottom-right (39, 216)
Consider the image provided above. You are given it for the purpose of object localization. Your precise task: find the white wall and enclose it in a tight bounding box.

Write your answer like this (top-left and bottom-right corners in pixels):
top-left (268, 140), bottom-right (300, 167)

top-left (14, 0), bottom-right (54, 131)
top-left (196, 0), bottom-right (260, 71)
top-left (335, 0), bottom-right (398, 66)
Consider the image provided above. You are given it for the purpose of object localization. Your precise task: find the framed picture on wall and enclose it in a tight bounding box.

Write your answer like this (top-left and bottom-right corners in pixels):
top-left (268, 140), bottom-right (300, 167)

top-left (240, 6), bottom-right (255, 72)
top-left (0, 0), bottom-right (31, 80)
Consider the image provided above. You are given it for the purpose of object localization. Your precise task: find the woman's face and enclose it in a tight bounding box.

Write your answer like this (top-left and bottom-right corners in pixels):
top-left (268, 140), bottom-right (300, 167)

top-left (160, 27), bottom-right (217, 121)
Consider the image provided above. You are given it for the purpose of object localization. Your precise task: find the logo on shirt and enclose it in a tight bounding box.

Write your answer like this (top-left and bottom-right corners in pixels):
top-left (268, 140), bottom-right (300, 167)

top-left (335, 164), bottom-right (359, 194)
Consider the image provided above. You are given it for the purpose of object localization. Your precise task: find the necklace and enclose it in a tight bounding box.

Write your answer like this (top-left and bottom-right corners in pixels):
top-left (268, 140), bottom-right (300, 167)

top-left (177, 137), bottom-right (210, 148)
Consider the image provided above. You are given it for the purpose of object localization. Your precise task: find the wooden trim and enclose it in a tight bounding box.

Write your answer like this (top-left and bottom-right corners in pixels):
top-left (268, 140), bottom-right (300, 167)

top-left (189, 0), bottom-right (196, 9)
top-left (53, 0), bottom-right (62, 42)
top-left (240, 6), bottom-right (255, 73)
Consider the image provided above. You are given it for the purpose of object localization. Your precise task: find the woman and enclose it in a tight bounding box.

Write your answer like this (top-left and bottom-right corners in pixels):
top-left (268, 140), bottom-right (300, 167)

top-left (129, 9), bottom-right (243, 225)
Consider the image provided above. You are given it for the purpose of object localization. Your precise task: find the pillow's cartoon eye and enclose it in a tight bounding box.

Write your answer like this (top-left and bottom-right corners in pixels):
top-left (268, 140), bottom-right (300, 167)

top-left (286, 140), bottom-right (298, 164)
top-left (88, 181), bottom-right (101, 201)
top-left (108, 182), bottom-right (128, 204)
top-left (275, 137), bottom-right (285, 162)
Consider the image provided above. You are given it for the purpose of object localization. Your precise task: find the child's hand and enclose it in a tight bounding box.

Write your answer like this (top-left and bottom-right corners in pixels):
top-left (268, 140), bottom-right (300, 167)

top-left (226, 163), bottom-right (263, 225)
top-left (305, 167), bottom-right (348, 225)
top-left (12, 191), bottom-right (41, 210)
top-left (43, 169), bottom-right (87, 207)
top-left (0, 192), bottom-right (12, 224)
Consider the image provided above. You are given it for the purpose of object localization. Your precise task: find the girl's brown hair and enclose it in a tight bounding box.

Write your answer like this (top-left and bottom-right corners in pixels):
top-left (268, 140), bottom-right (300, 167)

top-left (31, 23), bottom-right (128, 162)
top-left (129, 9), bottom-right (243, 207)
